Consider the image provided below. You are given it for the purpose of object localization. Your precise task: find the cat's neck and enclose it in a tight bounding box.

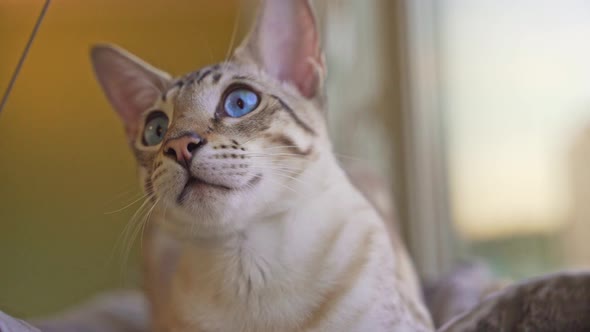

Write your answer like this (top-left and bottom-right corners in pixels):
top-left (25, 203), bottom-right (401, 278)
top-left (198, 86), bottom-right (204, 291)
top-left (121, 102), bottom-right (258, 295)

top-left (158, 150), bottom-right (384, 287)
top-left (148, 148), bottom-right (381, 273)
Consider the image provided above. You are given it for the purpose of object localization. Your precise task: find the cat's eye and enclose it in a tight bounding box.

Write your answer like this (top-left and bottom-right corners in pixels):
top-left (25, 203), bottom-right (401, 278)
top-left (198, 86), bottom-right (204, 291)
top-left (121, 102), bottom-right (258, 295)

top-left (143, 111), bottom-right (169, 146)
top-left (223, 88), bottom-right (260, 118)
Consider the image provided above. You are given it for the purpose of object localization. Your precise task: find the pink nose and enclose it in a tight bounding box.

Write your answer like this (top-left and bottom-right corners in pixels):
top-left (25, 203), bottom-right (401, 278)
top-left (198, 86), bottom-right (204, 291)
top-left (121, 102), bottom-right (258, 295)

top-left (164, 134), bottom-right (204, 163)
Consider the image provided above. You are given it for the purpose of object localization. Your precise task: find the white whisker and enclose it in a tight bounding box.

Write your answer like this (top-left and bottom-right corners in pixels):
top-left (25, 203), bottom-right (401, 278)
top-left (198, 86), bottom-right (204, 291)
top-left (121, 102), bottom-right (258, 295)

top-left (223, 3), bottom-right (242, 68)
top-left (104, 193), bottom-right (149, 215)
top-left (244, 151), bottom-right (305, 157)
top-left (255, 174), bottom-right (298, 194)
top-left (250, 167), bottom-right (309, 187)
top-left (110, 194), bottom-right (154, 277)
top-left (258, 145), bottom-right (301, 151)
top-left (333, 152), bottom-right (372, 163)
top-left (248, 162), bottom-right (302, 171)
top-left (140, 197), bottom-right (161, 250)
top-left (239, 134), bottom-right (264, 146)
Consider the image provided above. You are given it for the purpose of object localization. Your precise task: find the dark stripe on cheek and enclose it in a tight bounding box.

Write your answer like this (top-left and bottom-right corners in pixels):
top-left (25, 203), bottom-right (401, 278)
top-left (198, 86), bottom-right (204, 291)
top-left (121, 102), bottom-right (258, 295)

top-left (271, 95), bottom-right (316, 136)
top-left (271, 134), bottom-right (313, 156)
top-left (152, 168), bottom-right (166, 182)
top-left (132, 146), bottom-right (157, 168)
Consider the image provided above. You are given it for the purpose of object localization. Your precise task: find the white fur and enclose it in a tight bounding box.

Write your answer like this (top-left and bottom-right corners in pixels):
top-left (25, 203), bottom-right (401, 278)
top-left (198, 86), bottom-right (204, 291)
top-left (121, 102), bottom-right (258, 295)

top-left (147, 148), bottom-right (432, 331)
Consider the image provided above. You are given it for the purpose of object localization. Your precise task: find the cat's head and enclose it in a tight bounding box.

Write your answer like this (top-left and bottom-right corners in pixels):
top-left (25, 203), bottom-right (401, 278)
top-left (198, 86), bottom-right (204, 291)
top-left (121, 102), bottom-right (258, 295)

top-left (91, 0), bottom-right (332, 237)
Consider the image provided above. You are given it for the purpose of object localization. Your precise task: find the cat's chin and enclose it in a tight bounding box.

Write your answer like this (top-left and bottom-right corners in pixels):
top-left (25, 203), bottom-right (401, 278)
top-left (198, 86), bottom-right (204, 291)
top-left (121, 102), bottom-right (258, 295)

top-left (161, 192), bottom-right (254, 239)
top-left (176, 176), bottom-right (232, 205)
top-left (153, 174), bottom-right (265, 237)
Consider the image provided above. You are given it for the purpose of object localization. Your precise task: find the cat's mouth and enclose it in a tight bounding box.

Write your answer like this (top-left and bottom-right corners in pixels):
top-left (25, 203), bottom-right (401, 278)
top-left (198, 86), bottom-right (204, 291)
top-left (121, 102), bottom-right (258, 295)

top-left (177, 176), bottom-right (231, 204)
top-left (176, 174), bottom-right (263, 205)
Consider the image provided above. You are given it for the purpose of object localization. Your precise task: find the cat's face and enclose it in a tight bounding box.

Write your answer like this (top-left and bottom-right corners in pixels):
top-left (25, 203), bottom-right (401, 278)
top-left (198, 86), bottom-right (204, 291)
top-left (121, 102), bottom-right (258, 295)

top-left (91, 0), bottom-right (328, 237)
top-left (127, 61), bottom-right (327, 236)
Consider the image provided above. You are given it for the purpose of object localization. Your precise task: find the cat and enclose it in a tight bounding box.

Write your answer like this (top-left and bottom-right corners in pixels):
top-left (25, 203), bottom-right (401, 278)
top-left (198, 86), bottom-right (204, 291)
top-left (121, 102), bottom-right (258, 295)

top-left (90, 0), bottom-right (433, 331)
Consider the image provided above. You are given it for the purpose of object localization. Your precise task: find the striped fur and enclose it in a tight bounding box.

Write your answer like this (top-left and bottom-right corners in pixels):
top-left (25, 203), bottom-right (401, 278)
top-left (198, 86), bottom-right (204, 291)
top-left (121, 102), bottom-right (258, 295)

top-left (90, 0), bottom-right (433, 331)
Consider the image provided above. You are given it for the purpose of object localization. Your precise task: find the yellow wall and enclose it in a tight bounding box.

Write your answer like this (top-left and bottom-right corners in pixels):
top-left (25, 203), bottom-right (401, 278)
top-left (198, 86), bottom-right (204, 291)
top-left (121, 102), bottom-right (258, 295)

top-left (0, 0), bottom-right (239, 317)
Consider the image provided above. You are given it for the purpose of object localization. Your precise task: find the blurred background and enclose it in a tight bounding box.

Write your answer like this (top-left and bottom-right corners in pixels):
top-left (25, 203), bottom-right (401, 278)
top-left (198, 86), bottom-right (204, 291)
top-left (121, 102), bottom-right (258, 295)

top-left (2, 0), bottom-right (590, 318)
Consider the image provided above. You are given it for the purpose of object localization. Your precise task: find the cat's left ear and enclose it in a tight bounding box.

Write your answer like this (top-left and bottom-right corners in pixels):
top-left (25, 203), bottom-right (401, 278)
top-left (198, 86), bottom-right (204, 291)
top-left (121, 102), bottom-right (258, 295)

top-left (90, 44), bottom-right (172, 142)
top-left (234, 0), bottom-right (325, 100)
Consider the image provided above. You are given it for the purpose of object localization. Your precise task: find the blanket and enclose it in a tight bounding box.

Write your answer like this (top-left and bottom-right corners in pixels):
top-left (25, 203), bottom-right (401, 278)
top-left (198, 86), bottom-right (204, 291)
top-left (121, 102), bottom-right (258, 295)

top-left (1, 267), bottom-right (590, 332)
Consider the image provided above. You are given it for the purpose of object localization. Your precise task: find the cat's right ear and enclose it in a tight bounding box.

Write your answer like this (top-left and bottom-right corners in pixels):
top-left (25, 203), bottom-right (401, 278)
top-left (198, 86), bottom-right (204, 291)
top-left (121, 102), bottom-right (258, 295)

top-left (90, 44), bottom-right (171, 142)
top-left (233, 0), bottom-right (325, 101)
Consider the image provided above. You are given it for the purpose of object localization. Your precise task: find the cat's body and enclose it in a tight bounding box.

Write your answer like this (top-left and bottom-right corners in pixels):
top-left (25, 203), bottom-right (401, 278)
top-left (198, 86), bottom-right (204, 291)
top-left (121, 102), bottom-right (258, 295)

top-left (142, 149), bottom-right (429, 331)
top-left (90, 0), bottom-right (432, 331)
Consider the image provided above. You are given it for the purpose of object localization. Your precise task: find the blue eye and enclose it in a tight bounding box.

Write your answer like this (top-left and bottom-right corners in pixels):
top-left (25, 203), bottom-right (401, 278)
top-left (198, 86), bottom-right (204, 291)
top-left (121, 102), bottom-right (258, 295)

top-left (224, 88), bottom-right (259, 117)
top-left (143, 112), bottom-right (169, 146)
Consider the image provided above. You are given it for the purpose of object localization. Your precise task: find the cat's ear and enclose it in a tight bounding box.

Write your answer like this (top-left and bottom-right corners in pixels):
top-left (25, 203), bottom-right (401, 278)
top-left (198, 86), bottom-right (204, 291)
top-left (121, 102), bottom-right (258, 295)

top-left (234, 0), bottom-right (325, 100)
top-left (90, 44), bottom-right (171, 141)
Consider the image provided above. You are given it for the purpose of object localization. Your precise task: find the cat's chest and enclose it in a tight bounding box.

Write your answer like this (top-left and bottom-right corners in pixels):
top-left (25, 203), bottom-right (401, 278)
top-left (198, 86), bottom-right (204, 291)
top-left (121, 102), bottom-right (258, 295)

top-left (147, 219), bottom-right (365, 331)
top-left (161, 242), bottom-right (312, 332)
